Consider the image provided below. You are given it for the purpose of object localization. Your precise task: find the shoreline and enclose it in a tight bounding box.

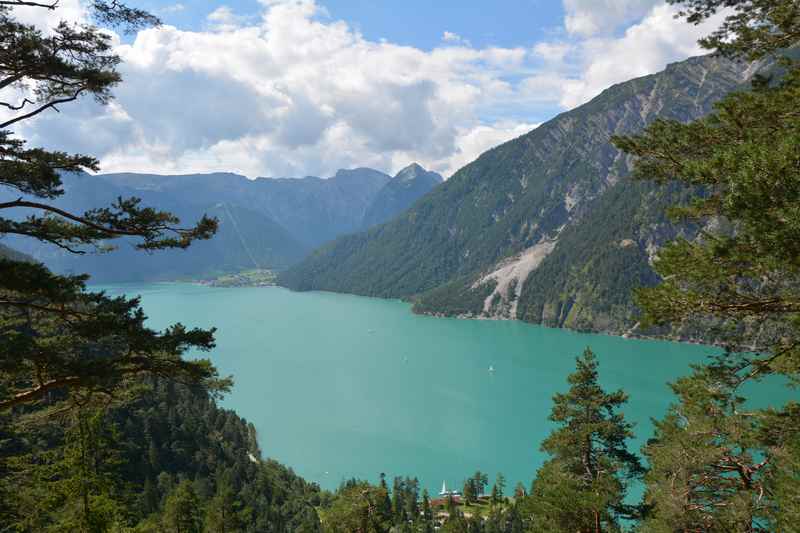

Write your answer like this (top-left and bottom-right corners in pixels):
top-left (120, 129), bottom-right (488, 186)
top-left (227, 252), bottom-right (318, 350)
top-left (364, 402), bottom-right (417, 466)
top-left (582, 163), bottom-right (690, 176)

top-left (275, 283), bottom-right (726, 350)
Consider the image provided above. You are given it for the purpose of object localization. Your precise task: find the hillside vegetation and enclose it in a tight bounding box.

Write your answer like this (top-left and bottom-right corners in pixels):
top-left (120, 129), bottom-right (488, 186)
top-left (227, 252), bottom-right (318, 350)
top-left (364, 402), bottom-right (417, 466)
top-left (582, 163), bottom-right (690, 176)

top-left (280, 54), bottom-right (753, 336)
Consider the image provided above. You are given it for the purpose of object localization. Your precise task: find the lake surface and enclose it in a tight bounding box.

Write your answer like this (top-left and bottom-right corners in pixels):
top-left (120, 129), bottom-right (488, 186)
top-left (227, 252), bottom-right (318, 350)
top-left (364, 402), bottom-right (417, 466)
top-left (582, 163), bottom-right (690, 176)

top-left (102, 282), bottom-right (725, 495)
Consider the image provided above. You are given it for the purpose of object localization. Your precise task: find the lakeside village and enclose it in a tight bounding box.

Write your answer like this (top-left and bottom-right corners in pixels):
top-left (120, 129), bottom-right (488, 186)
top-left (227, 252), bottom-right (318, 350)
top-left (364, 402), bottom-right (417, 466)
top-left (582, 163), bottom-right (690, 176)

top-left (424, 477), bottom-right (514, 522)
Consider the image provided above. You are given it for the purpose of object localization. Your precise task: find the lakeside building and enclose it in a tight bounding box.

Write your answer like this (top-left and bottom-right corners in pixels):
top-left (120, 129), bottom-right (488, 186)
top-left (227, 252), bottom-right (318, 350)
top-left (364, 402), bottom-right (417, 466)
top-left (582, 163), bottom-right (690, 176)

top-left (439, 481), bottom-right (462, 497)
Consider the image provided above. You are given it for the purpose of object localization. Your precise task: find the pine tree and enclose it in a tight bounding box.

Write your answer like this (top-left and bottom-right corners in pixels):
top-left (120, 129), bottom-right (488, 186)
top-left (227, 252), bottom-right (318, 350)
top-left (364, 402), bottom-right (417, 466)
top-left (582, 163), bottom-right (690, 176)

top-left (163, 480), bottom-right (203, 533)
top-left (420, 489), bottom-right (434, 532)
top-left (403, 477), bottom-right (419, 522)
top-left (463, 478), bottom-right (476, 505)
top-left (141, 476), bottom-right (159, 517)
top-left (377, 472), bottom-right (392, 524)
top-left (0, 0), bottom-right (223, 414)
top-left (466, 512), bottom-right (484, 533)
top-left (391, 476), bottom-right (407, 524)
top-left (485, 504), bottom-right (503, 533)
top-left (441, 501), bottom-right (467, 533)
top-left (472, 471), bottom-right (489, 497)
top-left (528, 348), bottom-right (642, 533)
top-left (612, 1), bottom-right (800, 530)
top-left (507, 502), bottom-right (524, 533)
top-left (53, 408), bottom-right (125, 532)
top-left (203, 478), bottom-right (242, 533)
top-left (494, 472), bottom-right (505, 501)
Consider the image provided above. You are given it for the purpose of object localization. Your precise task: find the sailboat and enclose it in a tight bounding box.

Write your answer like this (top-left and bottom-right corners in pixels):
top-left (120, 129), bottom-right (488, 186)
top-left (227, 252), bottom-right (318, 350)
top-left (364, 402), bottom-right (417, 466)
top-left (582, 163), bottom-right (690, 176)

top-left (488, 365), bottom-right (495, 373)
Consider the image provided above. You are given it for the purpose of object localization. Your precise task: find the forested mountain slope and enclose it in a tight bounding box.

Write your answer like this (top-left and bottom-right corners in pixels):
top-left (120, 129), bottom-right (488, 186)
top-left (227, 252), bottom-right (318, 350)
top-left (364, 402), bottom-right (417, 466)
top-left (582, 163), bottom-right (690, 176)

top-left (1, 173), bottom-right (307, 282)
top-left (1, 379), bottom-right (322, 531)
top-left (280, 54), bottom-right (755, 335)
top-left (0, 243), bottom-right (32, 262)
top-left (362, 163), bottom-right (443, 228)
top-left (103, 167), bottom-right (391, 248)
top-left (2, 168), bottom-right (391, 281)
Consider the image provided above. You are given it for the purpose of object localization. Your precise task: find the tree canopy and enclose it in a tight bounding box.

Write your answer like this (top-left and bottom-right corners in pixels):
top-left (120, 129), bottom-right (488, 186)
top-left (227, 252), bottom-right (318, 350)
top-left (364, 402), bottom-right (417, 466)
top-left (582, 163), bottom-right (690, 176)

top-left (0, 0), bottom-right (222, 412)
top-left (526, 348), bottom-right (642, 533)
top-left (613, 0), bottom-right (800, 530)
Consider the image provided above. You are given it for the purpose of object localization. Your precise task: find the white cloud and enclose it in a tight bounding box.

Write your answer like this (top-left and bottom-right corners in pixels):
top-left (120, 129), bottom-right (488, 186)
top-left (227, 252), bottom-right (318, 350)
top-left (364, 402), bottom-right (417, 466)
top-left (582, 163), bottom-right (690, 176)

top-left (442, 31), bottom-right (471, 47)
top-left (19, 0), bottom-right (539, 178)
top-left (534, 4), bottom-right (723, 108)
top-left (161, 3), bottom-right (186, 14)
top-left (15, 0), bottom-right (724, 180)
top-left (563, 0), bottom-right (662, 37)
top-left (12, 0), bottom-right (87, 31)
top-left (442, 31), bottom-right (460, 42)
top-left (206, 6), bottom-right (248, 31)
top-left (438, 122), bottom-right (540, 178)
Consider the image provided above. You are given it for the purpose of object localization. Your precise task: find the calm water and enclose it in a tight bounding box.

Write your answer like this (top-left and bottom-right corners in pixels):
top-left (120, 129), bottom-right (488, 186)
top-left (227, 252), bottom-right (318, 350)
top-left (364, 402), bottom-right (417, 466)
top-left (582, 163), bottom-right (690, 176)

top-left (101, 282), bottom-right (726, 494)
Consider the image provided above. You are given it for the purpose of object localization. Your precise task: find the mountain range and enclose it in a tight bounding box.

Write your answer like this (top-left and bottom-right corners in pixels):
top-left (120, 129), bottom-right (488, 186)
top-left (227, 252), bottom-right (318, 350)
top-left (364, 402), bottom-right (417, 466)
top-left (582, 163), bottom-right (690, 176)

top-left (1, 164), bottom-right (442, 282)
top-left (279, 54), bottom-right (758, 336)
top-left (362, 164), bottom-right (443, 228)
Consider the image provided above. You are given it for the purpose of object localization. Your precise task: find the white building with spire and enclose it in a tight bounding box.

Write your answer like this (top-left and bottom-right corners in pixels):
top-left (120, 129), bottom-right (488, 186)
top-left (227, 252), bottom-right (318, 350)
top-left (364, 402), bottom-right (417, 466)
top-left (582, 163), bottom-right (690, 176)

top-left (439, 480), bottom-right (461, 497)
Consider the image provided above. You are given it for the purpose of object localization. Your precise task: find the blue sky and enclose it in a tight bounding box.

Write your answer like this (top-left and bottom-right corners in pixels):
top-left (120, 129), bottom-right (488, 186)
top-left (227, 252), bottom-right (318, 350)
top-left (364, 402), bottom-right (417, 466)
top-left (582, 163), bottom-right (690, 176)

top-left (14, 0), bottom-right (721, 179)
top-left (148, 0), bottom-right (566, 51)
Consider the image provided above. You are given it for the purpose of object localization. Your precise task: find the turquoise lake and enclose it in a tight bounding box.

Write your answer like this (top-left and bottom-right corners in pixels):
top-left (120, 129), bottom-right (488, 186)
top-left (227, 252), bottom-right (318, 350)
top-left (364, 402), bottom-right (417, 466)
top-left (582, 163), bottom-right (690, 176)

top-left (102, 282), bottom-right (728, 495)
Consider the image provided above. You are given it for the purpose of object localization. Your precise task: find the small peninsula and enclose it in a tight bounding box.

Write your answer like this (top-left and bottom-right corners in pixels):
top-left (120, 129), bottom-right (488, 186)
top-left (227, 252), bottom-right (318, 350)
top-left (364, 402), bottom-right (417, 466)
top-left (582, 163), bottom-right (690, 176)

top-left (200, 269), bottom-right (277, 288)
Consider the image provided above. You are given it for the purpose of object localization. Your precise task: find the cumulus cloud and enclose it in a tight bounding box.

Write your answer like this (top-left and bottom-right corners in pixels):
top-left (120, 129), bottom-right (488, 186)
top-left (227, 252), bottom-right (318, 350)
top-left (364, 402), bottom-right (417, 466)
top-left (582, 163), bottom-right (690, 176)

top-left (14, 0), bottom-right (722, 180)
top-left (563, 0), bottom-right (662, 36)
top-left (18, 0), bottom-right (539, 178)
top-left (12, 0), bottom-right (86, 31)
top-left (206, 6), bottom-right (250, 31)
top-left (533, 4), bottom-right (723, 108)
top-left (436, 121), bottom-right (540, 178)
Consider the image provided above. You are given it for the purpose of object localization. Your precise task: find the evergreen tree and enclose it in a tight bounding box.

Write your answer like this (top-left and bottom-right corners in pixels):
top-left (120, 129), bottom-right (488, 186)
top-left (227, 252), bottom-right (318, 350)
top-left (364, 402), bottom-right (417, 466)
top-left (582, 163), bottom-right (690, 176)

top-left (162, 480), bottom-right (203, 533)
top-left (613, 1), bottom-right (800, 530)
top-left (140, 476), bottom-right (159, 516)
top-left (463, 478), bottom-right (476, 505)
top-left (485, 504), bottom-right (503, 533)
top-left (203, 477), bottom-right (242, 533)
top-left (391, 476), bottom-right (407, 524)
top-left (403, 477), bottom-right (419, 522)
top-left (441, 501), bottom-right (466, 533)
top-left (528, 348), bottom-right (642, 533)
top-left (494, 472), bottom-right (505, 500)
top-left (0, 0), bottom-right (222, 414)
top-left (54, 408), bottom-right (126, 532)
top-left (638, 364), bottom-right (792, 532)
top-left (506, 502), bottom-right (524, 533)
top-left (420, 489), bottom-right (434, 532)
top-left (377, 472), bottom-right (393, 524)
top-left (472, 471), bottom-right (489, 497)
top-left (319, 480), bottom-right (388, 533)
top-left (466, 512), bottom-right (484, 533)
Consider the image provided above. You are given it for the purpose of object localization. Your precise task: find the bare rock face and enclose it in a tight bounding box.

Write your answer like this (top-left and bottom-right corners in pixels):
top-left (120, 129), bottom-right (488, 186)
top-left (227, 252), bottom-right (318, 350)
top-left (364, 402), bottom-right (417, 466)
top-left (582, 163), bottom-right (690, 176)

top-left (280, 54), bottom-right (757, 336)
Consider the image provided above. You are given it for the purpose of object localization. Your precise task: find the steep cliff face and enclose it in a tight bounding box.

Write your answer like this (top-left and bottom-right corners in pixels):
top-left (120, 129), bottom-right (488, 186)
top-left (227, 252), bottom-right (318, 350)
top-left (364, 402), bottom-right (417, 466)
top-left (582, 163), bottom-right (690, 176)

top-left (280, 54), bottom-right (754, 334)
top-left (361, 164), bottom-right (443, 229)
